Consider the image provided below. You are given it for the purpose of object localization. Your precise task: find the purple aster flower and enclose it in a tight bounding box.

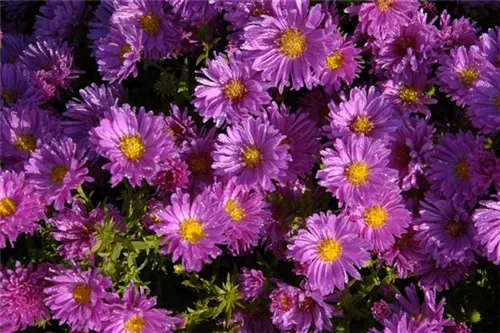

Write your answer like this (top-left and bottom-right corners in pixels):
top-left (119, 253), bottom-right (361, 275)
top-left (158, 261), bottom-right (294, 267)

top-left (372, 312), bottom-right (438, 333)
top-left (374, 12), bottom-right (437, 75)
top-left (416, 257), bottom-right (469, 291)
top-left (371, 300), bottom-right (392, 322)
top-left (1, 105), bottom-right (58, 169)
top-left (466, 69), bottom-right (500, 134)
top-left (111, 0), bottom-right (181, 60)
top-left (473, 196), bottom-right (500, 264)
top-left (101, 283), bottom-right (178, 333)
top-left (0, 171), bottom-right (45, 248)
top-left (88, 0), bottom-right (121, 43)
top-left (347, 0), bottom-right (420, 39)
top-left (152, 159), bottom-right (191, 195)
top-left (350, 189), bottom-right (411, 252)
top-left (168, 0), bottom-right (219, 28)
top-left (212, 117), bottom-right (291, 192)
top-left (44, 266), bottom-right (116, 332)
top-left (264, 103), bottom-right (320, 182)
top-left (269, 282), bottom-right (298, 331)
top-left (194, 53), bottom-right (271, 125)
top-left (241, 1), bottom-right (333, 92)
top-left (49, 202), bottom-right (123, 261)
top-left (317, 32), bottom-right (362, 92)
top-left (381, 71), bottom-right (437, 117)
top-left (238, 267), bottom-right (265, 301)
top-left (222, 0), bottom-right (272, 32)
top-left (231, 308), bottom-right (276, 333)
top-left (154, 190), bottom-right (226, 272)
top-left (34, 0), bottom-right (89, 41)
top-left (437, 10), bottom-right (478, 51)
top-left (0, 262), bottom-right (49, 332)
top-left (387, 115), bottom-right (435, 191)
top-left (479, 27), bottom-right (500, 67)
top-left (317, 135), bottom-right (398, 206)
top-left (415, 199), bottom-right (478, 267)
top-left (470, 150), bottom-right (500, 194)
top-left (25, 137), bottom-right (93, 210)
top-left (436, 45), bottom-right (492, 106)
top-left (297, 88), bottom-right (335, 126)
top-left (20, 39), bottom-right (82, 102)
top-left (325, 86), bottom-right (398, 142)
top-left (89, 104), bottom-right (174, 187)
top-left (141, 199), bottom-right (168, 230)
top-left (288, 211), bottom-right (370, 293)
top-left (63, 83), bottom-right (122, 157)
top-left (211, 179), bottom-right (270, 255)
top-left (0, 63), bottom-right (43, 108)
top-left (1, 33), bottom-right (32, 63)
top-left (95, 26), bottom-right (143, 83)
top-left (427, 131), bottom-right (485, 204)
top-left (447, 322), bottom-right (472, 333)
top-left (164, 104), bottom-right (196, 148)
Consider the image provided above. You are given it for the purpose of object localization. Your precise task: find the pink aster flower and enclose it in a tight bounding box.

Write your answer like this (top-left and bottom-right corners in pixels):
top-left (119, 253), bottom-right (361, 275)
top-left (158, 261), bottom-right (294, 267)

top-left (473, 196), bottom-right (500, 264)
top-left (241, 1), bottom-right (333, 92)
top-left (89, 104), bottom-right (175, 187)
top-left (317, 135), bottom-right (398, 206)
top-left (152, 159), bottom-right (191, 195)
top-left (212, 117), bottom-right (291, 192)
top-left (25, 136), bottom-right (93, 210)
top-left (437, 10), bottom-right (478, 52)
top-left (325, 86), bottom-right (398, 142)
top-left (269, 282), bottom-right (299, 331)
top-left (466, 69), bottom-right (500, 134)
top-left (44, 265), bottom-right (116, 332)
top-left (238, 267), bottom-right (265, 301)
top-left (288, 211), bottom-right (370, 293)
top-left (479, 26), bottom-right (500, 67)
top-left (436, 45), bottom-right (493, 106)
top-left (194, 53), bottom-right (271, 125)
top-left (154, 190), bottom-right (226, 272)
top-left (163, 104), bottom-right (197, 149)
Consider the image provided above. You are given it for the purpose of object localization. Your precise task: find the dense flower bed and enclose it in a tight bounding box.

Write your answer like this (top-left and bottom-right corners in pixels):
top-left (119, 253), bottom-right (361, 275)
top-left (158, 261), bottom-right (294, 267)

top-left (1, 0), bottom-right (500, 332)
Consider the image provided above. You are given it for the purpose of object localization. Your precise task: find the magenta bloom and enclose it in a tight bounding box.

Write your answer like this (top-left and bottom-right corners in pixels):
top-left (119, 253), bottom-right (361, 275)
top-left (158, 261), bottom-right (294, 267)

top-left (473, 196), bottom-right (500, 264)
top-left (437, 10), bottom-right (478, 51)
top-left (241, 1), bottom-right (333, 92)
top-left (49, 202), bottom-right (123, 261)
top-left (238, 267), bottom-right (265, 301)
top-left (212, 117), bottom-right (291, 192)
top-left (326, 86), bottom-right (398, 142)
top-left (436, 45), bottom-right (493, 106)
top-left (89, 104), bottom-right (174, 187)
top-left (163, 104), bottom-right (197, 148)
top-left (35, 0), bottom-right (89, 41)
top-left (415, 199), bottom-right (477, 267)
top-left (0, 63), bottom-right (43, 108)
top-left (95, 26), bottom-right (143, 83)
top-left (155, 190), bottom-right (226, 272)
top-left (0, 171), bottom-right (45, 248)
top-left (466, 69), bottom-right (500, 134)
top-left (102, 283), bottom-right (178, 333)
top-left (152, 159), bottom-right (191, 195)
top-left (182, 128), bottom-right (217, 192)
top-left (111, 0), bottom-right (180, 60)
top-left (479, 26), bottom-right (500, 67)
top-left (194, 53), bottom-right (271, 125)
top-left (0, 262), bottom-right (49, 332)
top-left (211, 179), bottom-right (270, 255)
top-left (269, 282), bottom-right (299, 331)
top-left (265, 103), bottom-right (321, 182)
top-left (416, 257), bottom-right (469, 292)
top-left (288, 211), bottom-right (370, 293)
top-left (44, 266), bottom-right (116, 332)
top-left (350, 189), bottom-right (411, 252)
top-left (25, 137), bottom-right (93, 210)
top-left (317, 135), bottom-right (398, 206)
top-left (387, 115), bottom-right (435, 191)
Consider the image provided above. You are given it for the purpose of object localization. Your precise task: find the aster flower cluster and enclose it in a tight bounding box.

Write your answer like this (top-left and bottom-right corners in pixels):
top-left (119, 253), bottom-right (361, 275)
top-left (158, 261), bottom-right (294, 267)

top-left (1, 1), bottom-right (499, 332)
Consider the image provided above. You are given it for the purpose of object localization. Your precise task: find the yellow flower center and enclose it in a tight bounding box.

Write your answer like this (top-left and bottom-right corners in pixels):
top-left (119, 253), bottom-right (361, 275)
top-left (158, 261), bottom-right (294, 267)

top-left (280, 294), bottom-right (290, 309)
top-left (223, 79), bottom-right (247, 101)
top-left (453, 159), bottom-right (469, 180)
top-left (277, 28), bottom-right (306, 59)
top-left (179, 218), bottom-right (205, 244)
top-left (139, 13), bottom-right (160, 35)
top-left (225, 199), bottom-right (245, 222)
top-left (72, 283), bottom-right (91, 304)
top-left (119, 43), bottom-right (132, 61)
top-left (50, 165), bottom-right (68, 184)
top-left (14, 134), bottom-right (37, 153)
top-left (1, 89), bottom-right (19, 105)
top-left (350, 115), bottom-right (374, 135)
top-left (326, 50), bottom-right (344, 71)
top-left (317, 238), bottom-right (342, 262)
top-left (124, 314), bottom-right (145, 333)
top-left (345, 161), bottom-right (370, 186)
top-left (493, 95), bottom-right (500, 110)
top-left (376, 0), bottom-right (393, 11)
top-left (0, 198), bottom-right (17, 217)
top-left (241, 146), bottom-right (262, 168)
top-left (188, 153), bottom-right (212, 175)
top-left (398, 86), bottom-right (419, 104)
top-left (445, 220), bottom-right (466, 237)
top-left (119, 135), bottom-right (145, 161)
top-left (458, 67), bottom-right (479, 87)
top-left (363, 205), bottom-right (388, 228)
